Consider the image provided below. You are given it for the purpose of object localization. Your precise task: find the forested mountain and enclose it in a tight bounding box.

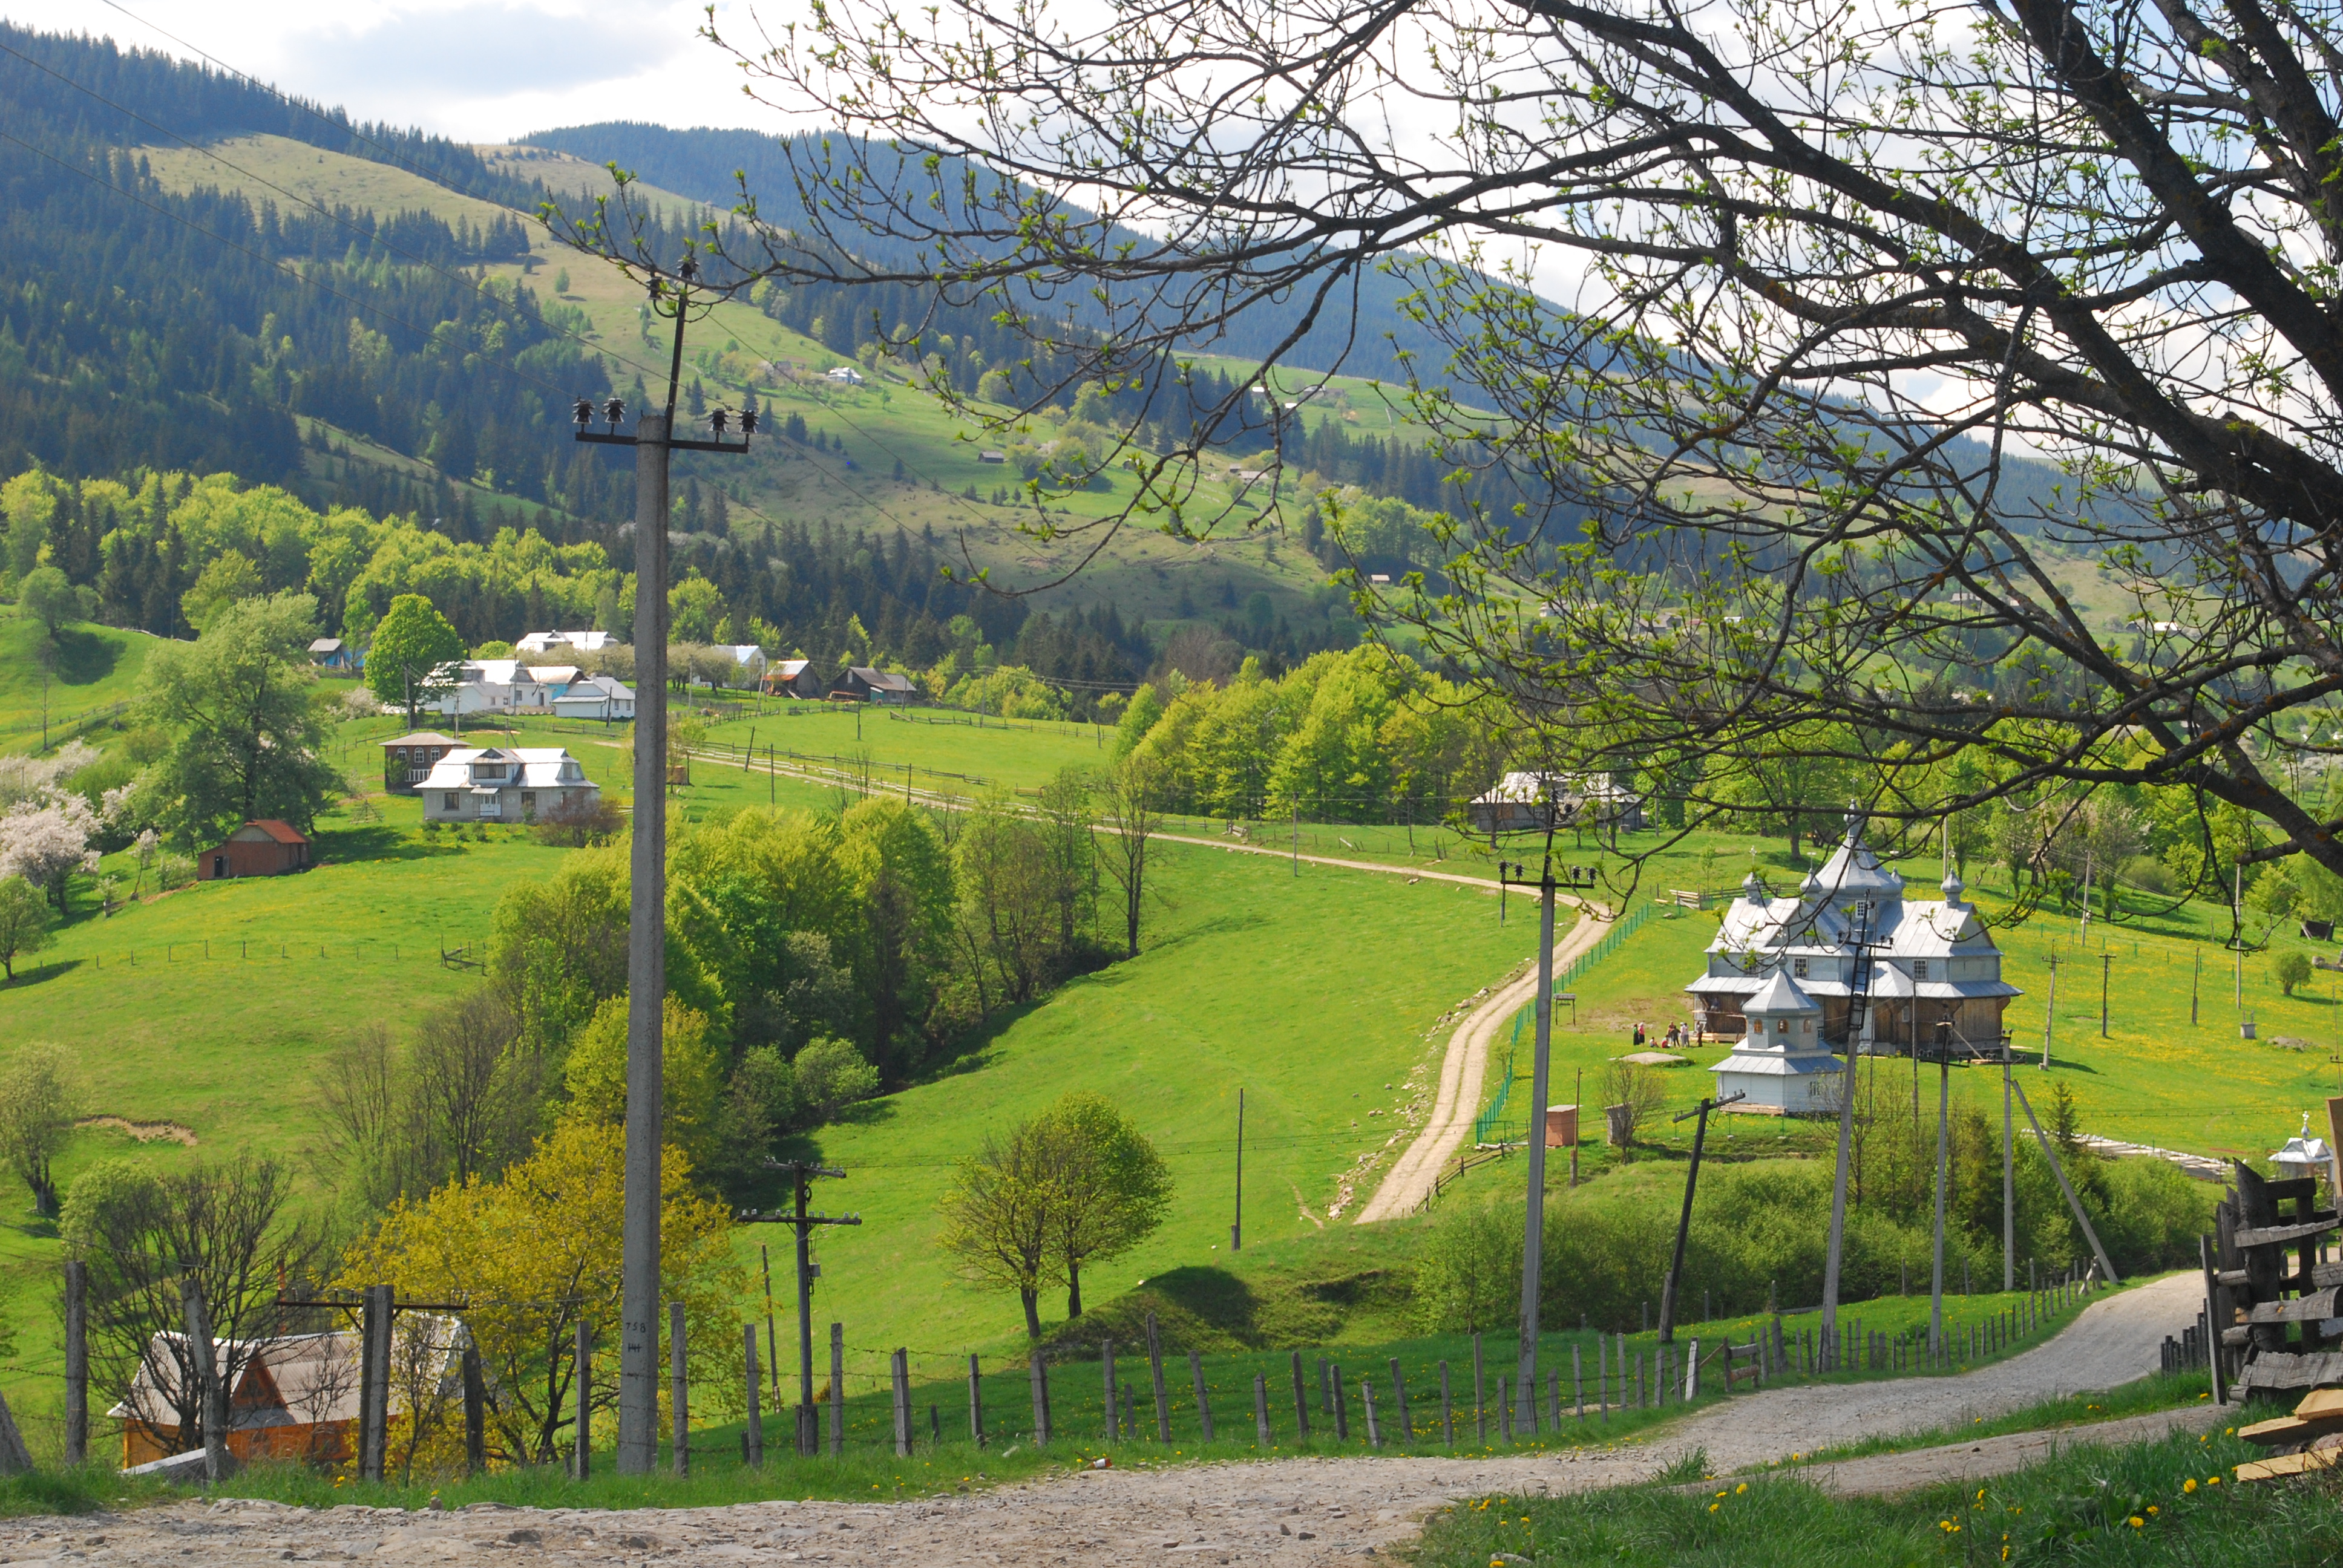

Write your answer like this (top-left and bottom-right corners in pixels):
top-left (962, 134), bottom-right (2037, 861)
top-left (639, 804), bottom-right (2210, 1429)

top-left (523, 121), bottom-right (1458, 385)
top-left (0, 25), bottom-right (632, 529)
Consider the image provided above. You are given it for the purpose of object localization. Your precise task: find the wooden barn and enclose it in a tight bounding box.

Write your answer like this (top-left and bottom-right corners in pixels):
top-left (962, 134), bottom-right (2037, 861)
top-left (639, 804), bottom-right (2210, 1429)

top-left (196, 821), bottom-right (312, 881)
top-left (112, 1324), bottom-right (460, 1469)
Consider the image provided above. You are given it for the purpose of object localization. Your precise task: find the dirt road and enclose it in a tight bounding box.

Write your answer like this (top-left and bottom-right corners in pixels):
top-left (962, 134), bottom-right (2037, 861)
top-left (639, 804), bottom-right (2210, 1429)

top-left (0, 1275), bottom-right (2211, 1567)
top-left (1355, 910), bottom-right (1608, 1223)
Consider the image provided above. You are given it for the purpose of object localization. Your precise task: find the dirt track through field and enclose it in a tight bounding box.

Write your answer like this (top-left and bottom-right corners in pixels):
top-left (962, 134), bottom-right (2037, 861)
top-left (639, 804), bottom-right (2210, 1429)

top-left (1354, 909), bottom-right (1606, 1223)
top-left (0, 1276), bottom-right (2213, 1567)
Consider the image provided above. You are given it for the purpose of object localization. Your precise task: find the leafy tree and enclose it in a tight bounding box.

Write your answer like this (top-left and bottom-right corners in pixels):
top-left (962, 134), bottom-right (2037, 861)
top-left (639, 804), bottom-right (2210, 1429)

top-left (1034, 1092), bottom-right (1170, 1318)
top-left (0, 876), bottom-right (51, 980)
top-left (710, 0), bottom-right (2343, 890)
top-left (0, 1042), bottom-right (77, 1215)
top-left (791, 1036), bottom-right (879, 1123)
top-left (937, 1117), bottom-right (1061, 1339)
top-left (2278, 950), bottom-right (2313, 998)
top-left (178, 549), bottom-right (261, 632)
top-left (365, 593), bottom-right (467, 729)
top-left (63, 1154), bottom-right (318, 1459)
top-left (139, 592), bottom-right (341, 844)
top-left (15, 566), bottom-right (79, 634)
top-left (839, 796), bottom-right (955, 1074)
top-left (563, 993), bottom-right (724, 1165)
top-left (1093, 753), bottom-right (1163, 958)
top-left (0, 788), bottom-right (101, 913)
top-left (335, 1120), bottom-right (741, 1465)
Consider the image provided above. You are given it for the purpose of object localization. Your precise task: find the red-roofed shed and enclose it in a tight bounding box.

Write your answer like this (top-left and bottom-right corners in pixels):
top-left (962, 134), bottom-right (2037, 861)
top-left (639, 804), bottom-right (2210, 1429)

top-left (197, 820), bottom-right (312, 881)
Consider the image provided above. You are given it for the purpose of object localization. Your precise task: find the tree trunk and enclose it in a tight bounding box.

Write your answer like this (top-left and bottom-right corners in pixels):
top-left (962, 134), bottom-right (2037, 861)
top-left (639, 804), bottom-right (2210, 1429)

top-left (1021, 1287), bottom-right (1041, 1341)
top-left (1066, 1262), bottom-right (1083, 1320)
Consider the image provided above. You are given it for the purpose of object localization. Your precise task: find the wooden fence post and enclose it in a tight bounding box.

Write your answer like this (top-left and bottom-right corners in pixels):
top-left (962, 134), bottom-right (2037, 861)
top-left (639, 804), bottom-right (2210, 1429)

top-left (1289, 1351), bottom-right (1311, 1439)
top-left (670, 1302), bottom-right (690, 1477)
top-left (1332, 1362), bottom-right (1349, 1439)
top-left (1388, 1359), bottom-right (1414, 1448)
top-left (463, 1345), bottom-right (487, 1477)
top-left (1471, 1334), bottom-right (1485, 1441)
top-left (891, 1349), bottom-right (911, 1457)
top-left (574, 1319), bottom-right (592, 1480)
top-left (1683, 1338), bottom-right (1700, 1401)
top-left (1030, 1350), bottom-right (1052, 1447)
top-left (829, 1324), bottom-right (845, 1458)
top-left (62, 1260), bottom-right (87, 1468)
top-left (1252, 1374), bottom-right (1271, 1445)
top-left (1498, 1374), bottom-right (1512, 1441)
top-left (1319, 1356), bottom-right (1331, 1416)
top-left (743, 1325), bottom-right (764, 1469)
top-left (1185, 1351), bottom-right (1213, 1442)
top-left (1362, 1376), bottom-right (1381, 1448)
top-left (968, 1354), bottom-right (985, 1448)
top-left (1439, 1360), bottom-right (1454, 1446)
top-left (1102, 1339), bottom-right (1118, 1442)
top-left (1146, 1315), bottom-right (1170, 1443)
top-left (1572, 1343), bottom-right (1584, 1419)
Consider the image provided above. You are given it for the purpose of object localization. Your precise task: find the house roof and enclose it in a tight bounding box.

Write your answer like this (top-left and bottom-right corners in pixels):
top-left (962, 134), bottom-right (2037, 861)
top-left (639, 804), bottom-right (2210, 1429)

top-left (419, 748), bottom-right (594, 791)
top-left (380, 731), bottom-right (459, 750)
top-left (109, 1325), bottom-right (459, 1428)
top-left (308, 638), bottom-right (344, 653)
top-left (712, 644), bottom-right (765, 665)
top-left (525, 665), bottom-right (581, 685)
top-left (769, 658), bottom-right (811, 679)
top-left (516, 630), bottom-right (614, 653)
top-left (848, 666), bottom-right (918, 691)
top-left (226, 820), bottom-right (309, 846)
top-left (552, 675), bottom-right (632, 701)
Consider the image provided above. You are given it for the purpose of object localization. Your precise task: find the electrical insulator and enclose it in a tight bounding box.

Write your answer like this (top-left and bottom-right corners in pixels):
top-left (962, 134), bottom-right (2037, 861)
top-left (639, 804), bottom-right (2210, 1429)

top-left (572, 399), bottom-right (593, 428)
top-left (740, 408), bottom-right (759, 436)
top-left (603, 397), bottom-right (625, 426)
top-left (710, 408), bottom-right (730, 436)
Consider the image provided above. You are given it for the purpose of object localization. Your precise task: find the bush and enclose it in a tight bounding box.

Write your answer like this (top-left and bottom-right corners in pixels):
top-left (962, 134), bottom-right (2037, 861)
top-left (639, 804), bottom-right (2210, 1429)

top-left (534, 792), bottom-right (623, 848)
top-left (793, 1036), bottom-right (880, 1122)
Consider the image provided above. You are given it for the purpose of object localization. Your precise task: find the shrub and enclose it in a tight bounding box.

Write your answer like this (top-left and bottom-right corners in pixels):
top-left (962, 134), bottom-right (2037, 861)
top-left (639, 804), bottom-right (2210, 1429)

top-left (534, 792), bottom-right (623, 848)
top-left (2276, 949), bottom-right (2313, 996)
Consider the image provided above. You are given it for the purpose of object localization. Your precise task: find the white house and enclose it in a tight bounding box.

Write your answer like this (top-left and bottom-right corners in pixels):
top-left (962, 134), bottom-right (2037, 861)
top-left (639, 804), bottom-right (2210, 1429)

top-left (1684, 811), bottom-right (2020, 1052)
top-left (551, 674), bottom-right (635, 721)
top-left (710, 644), bottom-right (767, 682)
top-left (1709, 968), bottom-right (1843, 1116)
top-left (516, 630), bottom-right (616, 655)
top-left (419, 746), bottom-right (599, 823)
top-left (1466, 771), bottom-right (1646, 836)
top-left (825, 365), bottom-right (865, 385)
top-left (425, 659), bottom-right (554, 716)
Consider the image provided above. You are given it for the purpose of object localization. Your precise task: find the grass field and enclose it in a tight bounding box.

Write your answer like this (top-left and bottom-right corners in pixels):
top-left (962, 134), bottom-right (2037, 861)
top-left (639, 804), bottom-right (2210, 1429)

top-left (0, 618), bottom-right (154, 756)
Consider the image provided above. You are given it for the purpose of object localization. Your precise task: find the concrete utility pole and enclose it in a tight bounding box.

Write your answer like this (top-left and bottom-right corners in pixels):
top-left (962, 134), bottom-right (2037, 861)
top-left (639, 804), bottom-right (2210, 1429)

top-left (1231, 1089), bottom-right (1245, 1250)
top-left (1495, 842), bottom-right (1593, 1436)
top-left (571, 259), bottom-right (757, 1473)
top-left (1930, 1030), bottom-right (1950, 1355)
top-left (2002, 1052), bottom-right (2016, 1293)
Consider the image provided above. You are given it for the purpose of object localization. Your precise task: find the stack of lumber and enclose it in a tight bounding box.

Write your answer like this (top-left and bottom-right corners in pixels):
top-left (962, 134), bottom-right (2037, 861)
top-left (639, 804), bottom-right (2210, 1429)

top-left (2235, 1388), bottom-right (2343, 1481)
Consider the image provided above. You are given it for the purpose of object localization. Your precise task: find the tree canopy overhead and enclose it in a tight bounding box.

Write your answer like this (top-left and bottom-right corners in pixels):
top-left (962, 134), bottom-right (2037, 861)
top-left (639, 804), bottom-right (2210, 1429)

top-left (696, 0), bottom-right (2343, 888)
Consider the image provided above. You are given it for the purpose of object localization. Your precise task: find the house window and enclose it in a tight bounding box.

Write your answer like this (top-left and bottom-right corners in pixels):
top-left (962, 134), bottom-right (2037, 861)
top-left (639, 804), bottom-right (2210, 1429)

top-left (444, 793), bottom-right (460, 812)
top-left (1913, 960), bottom-right (1930, 979)
top-left (1793, 958), bottom-right (1808, 978)
top-left (1801, 1018), bottom-right (1812, 1033)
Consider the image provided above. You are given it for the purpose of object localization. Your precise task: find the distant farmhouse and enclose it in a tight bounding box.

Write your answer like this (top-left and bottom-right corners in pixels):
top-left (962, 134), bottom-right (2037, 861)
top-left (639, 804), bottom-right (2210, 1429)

top-left (419, 746), bottom-right (600, 823)
top-left (425, 661), bottom-right (632, 720)
top-left (113, 1324), bottom-right (459, 1469)
top-left (836, 666), bottom-right (919, 705)
top-left (306, 637), bottom-right (358, 671)
top-left (380, 731), bottom-right (460, 793)
top-left (515, 629), bottom-right (615, 655)
top-left (1466, 771), bottom-right (1646, 837)
top-left (762, 658), bottom-right (825, 699)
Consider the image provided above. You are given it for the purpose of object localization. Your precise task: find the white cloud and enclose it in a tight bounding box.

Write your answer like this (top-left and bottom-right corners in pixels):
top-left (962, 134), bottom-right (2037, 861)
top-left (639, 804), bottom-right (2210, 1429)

top-left (7, 1), bottom-right (779, 140)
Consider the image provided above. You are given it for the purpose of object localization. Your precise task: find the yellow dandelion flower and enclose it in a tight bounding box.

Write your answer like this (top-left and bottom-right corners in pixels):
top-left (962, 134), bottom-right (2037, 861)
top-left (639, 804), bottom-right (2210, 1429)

top-left (2184, 1478), bottom-right (2198, 1494)
top-left (1735, 1483), bottom-right (1748, 1495)
top-left (2128, 1516), bottom-right (2144, 1529)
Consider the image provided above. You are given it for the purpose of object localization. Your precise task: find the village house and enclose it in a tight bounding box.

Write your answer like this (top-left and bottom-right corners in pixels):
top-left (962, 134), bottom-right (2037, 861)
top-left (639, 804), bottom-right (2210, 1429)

top-left (1685, 811), bottom-right (2020, 1058)
top-left (113, 1324), bottom-right (460, 1469)
top-left (710, 644), bottom-right (767, 684)
top-left (306, 637), bottom-right (358, 671)
top-left (1466, 771), bottom-right (1647, 836)
top-left (419, 746), bottom-right (599, 823)
top-left (762, 658), bottom-right (824, 699)
top-left (379, 732), bottom-right (460, 793)
top-left (195, 820), bottom-right (311, 881)
top-left (836, 665), bottom-right (919, 705)
top-left (551, 673), bottom-right (635, 721)
top-left (515, 629), bottom-right (615, 656)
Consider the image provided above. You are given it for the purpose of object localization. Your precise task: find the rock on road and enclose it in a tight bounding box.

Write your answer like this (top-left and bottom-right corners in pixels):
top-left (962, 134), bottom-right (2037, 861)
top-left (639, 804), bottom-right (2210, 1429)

top-left (0, 1275), bottom-right (2214, 1567)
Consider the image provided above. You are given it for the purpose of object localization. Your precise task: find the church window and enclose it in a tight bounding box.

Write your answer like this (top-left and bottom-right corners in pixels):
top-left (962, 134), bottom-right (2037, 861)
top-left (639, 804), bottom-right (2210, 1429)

top-left (1914, 960), bottom-right (1930, 979)
top-left (1793, 958), bottom-right (1808, 978)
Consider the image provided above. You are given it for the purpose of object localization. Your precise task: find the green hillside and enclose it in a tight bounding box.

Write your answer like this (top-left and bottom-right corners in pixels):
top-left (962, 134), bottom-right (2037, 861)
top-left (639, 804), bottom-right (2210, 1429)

top-left (0, 618), bottom-right (155, 755)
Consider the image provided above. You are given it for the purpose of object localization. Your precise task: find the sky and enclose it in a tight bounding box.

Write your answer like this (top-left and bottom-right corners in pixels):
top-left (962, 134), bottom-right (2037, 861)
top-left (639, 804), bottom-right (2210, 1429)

top-left (9, 0), bottom-right (785, 142)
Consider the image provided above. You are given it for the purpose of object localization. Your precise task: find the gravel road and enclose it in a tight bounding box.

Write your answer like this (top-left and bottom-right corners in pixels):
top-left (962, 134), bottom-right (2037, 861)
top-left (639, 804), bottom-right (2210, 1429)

top-left (0, 1273), bottom-right (2211, 1567)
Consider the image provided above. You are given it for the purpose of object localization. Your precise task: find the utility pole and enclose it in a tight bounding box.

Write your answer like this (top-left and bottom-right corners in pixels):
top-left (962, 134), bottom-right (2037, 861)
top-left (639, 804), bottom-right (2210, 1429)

top-left (2192, 949), bottom-right (2200, 1027)
top-left (1231, 1089), bottom-right (1244, 1250)
top-left (2002, 1049), bottom-right (2016, 1293)
top-left (2100, 953), bottom-right (2111, 1037)
top-left (1657, 1091), bottom-right (1744, 1342)
top-left (2043, 953), bottom-right (2056, 1071)
top-left (1496, 845), bottom-right (1595, 1435)
top-left (739, 1162), bottom-right (860, 1454)
top-left (1930, 1022), bottom-right (1951, 1355)
top-left (572, 256), bottom-right (756, 1473)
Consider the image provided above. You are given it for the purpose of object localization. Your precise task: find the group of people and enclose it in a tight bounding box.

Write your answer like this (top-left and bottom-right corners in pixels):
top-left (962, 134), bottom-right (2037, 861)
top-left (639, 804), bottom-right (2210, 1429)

top-left (1630, 1020), bottom-right (1693, 1051)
